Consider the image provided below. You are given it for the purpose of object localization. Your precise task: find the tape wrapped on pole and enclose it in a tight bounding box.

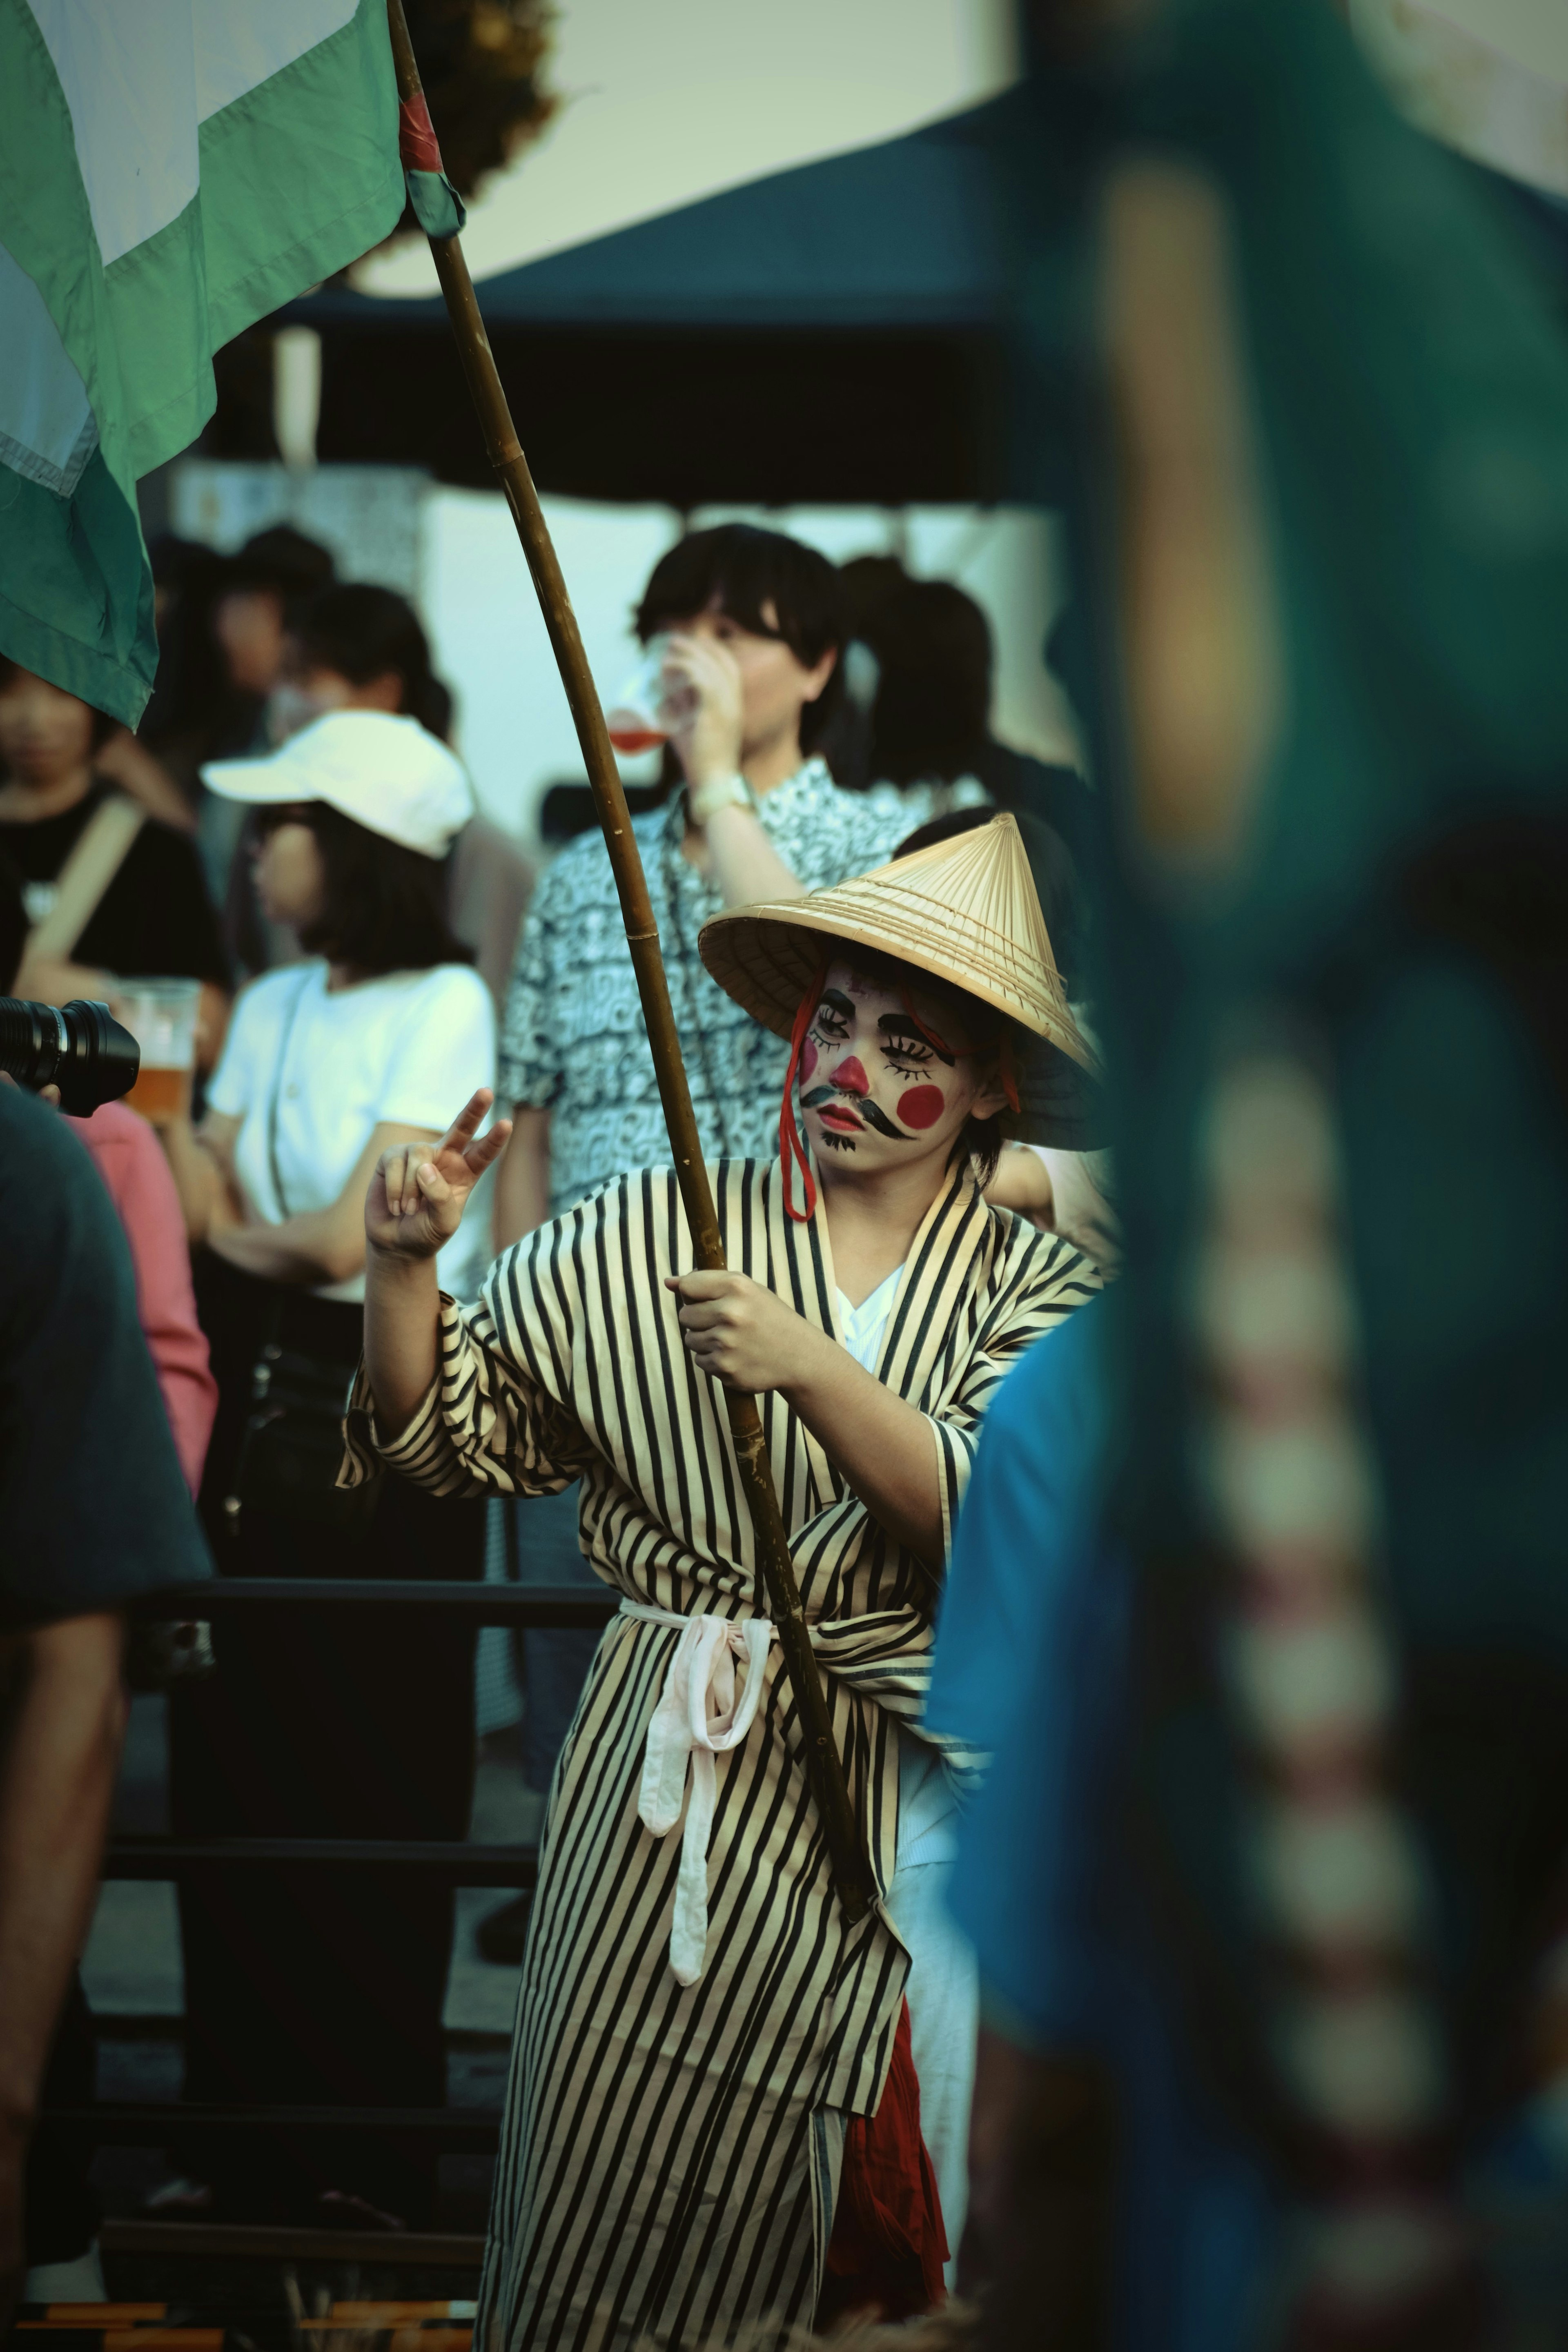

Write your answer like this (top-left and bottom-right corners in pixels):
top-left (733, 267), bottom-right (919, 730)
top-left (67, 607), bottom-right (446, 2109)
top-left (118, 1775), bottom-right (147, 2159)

top-left (380, 0), bottom-right (874, 1927)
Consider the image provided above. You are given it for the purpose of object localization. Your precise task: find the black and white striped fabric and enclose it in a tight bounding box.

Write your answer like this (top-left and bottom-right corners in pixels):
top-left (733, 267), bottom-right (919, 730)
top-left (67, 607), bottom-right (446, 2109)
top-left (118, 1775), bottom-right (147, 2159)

top-left (345, 1155), bottom-right (1099, 2347)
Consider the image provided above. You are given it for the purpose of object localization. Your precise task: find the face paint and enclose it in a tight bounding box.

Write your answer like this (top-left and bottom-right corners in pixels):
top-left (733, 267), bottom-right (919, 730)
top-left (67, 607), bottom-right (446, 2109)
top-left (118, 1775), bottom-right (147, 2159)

top-left (802, 1084), bottom-right (909, 1142)
top-left (792, 962), bottom-right (984, 1192)
top-left (896, 1083), bottom-right (946, 1131)
top-left (878, 1011), bottom-right (956, 1069)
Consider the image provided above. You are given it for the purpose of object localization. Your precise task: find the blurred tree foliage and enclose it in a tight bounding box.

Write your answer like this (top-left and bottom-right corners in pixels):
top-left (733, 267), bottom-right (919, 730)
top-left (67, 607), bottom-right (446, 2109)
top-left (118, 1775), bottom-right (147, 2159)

top-left (401, 0), bottom-right (557, 208)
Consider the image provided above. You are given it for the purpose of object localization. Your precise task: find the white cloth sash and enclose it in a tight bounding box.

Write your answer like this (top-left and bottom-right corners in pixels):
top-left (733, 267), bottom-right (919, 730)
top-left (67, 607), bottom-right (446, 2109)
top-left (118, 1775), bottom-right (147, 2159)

top-left (619, 1598), bottom-right (774, 1986)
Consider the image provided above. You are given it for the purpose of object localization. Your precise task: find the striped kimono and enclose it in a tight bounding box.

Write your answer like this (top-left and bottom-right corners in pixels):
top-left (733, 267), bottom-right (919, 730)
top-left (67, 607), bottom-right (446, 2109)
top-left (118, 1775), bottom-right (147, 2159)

top-left (346, 1156), bottom-right (1098, 2349)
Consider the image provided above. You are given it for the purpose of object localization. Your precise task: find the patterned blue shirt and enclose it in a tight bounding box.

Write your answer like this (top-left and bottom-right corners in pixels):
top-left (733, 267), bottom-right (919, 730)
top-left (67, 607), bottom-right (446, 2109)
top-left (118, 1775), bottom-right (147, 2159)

top-left (500, 759), bottom-right (984, 1216)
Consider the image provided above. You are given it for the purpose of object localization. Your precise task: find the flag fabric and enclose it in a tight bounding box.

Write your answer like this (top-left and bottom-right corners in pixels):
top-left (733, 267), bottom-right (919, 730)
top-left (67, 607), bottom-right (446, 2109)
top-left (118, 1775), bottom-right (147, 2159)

top-left (0, 0), bottom-right (405, 725)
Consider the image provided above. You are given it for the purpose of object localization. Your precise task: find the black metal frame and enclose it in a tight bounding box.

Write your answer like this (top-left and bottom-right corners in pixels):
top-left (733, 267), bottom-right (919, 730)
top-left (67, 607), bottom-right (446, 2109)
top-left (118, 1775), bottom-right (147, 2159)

top-left (57, 1579), bottom-right (618, 2165)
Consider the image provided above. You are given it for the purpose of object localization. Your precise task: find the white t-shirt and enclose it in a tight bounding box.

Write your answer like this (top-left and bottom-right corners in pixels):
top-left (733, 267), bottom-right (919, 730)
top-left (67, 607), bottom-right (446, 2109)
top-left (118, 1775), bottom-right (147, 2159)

top-left (832, 1262), bottom-right (961, 1872)
top-left (208, 960), bottom-right (495, 1303)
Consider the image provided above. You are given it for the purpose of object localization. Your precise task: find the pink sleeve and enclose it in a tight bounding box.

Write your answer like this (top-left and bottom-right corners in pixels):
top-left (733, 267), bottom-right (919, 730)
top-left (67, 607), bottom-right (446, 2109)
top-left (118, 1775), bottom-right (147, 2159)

top-left (71, 1105), bottom-right (219, 1494)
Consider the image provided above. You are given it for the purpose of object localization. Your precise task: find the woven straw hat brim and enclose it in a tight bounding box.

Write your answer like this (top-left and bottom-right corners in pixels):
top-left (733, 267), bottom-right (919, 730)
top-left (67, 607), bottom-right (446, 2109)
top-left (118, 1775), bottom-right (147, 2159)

top-left (702, 908), bottom-right (1104, 1149)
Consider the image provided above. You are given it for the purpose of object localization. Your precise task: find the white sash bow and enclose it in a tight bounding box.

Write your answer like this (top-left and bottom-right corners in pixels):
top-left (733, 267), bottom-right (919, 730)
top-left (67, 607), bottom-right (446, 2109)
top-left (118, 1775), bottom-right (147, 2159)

top-left (619, 1599), bottom-right (774, 1986)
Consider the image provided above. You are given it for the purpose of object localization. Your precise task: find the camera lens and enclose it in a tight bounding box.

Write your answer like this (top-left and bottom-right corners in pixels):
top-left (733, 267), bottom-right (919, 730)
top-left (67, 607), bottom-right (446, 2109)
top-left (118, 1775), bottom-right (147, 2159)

top-left (0, 998), bottom-right (140, 1116)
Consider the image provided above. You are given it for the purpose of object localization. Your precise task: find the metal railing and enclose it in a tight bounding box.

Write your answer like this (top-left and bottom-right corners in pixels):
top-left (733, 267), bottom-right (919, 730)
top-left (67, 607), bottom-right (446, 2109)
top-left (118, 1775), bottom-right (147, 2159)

top-left (56, 1579), bottom-right (619, 2168)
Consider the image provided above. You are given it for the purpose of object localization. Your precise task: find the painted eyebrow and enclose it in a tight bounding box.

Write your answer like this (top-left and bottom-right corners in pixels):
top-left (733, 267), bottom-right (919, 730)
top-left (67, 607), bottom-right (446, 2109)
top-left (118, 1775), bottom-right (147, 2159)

top-left (877, 1012), bottom-right (954, 1064)
top-left (820, 989), bottom-right (855, 1017)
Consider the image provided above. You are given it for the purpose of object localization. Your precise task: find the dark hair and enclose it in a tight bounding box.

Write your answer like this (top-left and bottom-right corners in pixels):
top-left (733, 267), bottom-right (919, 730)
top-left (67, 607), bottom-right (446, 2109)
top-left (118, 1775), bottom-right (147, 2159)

top-left (292, 584), bottom-right (453, 741)
top-left (864, 579), bottom-right (993, 786)
top-left (0, 658), bottom-right (119, 755)
top-left (837, 554), bottom-right (914, 644)
top-left (635, 524), bottom-right (845, 752)
top-left (809, 937), bottom-right (1014, 1187)
top-left (895, 804), bottom-right (1089, 996)
top-left (221, 526), bottom-right (336, 620)
top-left (272, 803), bottom-right (472, 978)
top-left (0, 849), bottom-right (26, 993)
top-left (140, 536), bottom-right (235, 751)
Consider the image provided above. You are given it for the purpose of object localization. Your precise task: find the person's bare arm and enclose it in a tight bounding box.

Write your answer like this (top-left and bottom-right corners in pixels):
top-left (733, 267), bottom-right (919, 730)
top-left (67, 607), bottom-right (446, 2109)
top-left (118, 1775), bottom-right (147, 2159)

top-left (363, 1092), bottom-right (513, 1437)
top-left (92, 729), bottom-right (197, 832)
top-left (0, 1614), bottom-right (127, 2324)
top-left (700, 802), bottom-right (806, 907)
top-left (209, 1121), bottom-right (442, 1289)
top-left (984, 1144), bottom-right (1055, 1221)
top-left (985, 1144), bottom-right (1122, 1272)
top-left (493, 1105), bottom-right (552, 1253)
top-left (666, 1271), bottom-right (944, 1568)
top-left (193, 983), bottom-right (229, 1076)
top-left (13, 951), bottom-right (119, 1008)
top-left (156, 1110), bottom-right (245, 1245)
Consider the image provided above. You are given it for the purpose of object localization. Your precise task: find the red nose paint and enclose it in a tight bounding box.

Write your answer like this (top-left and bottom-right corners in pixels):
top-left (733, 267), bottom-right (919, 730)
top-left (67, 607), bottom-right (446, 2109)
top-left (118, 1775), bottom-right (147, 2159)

top-left (800, 1038), bottom-right (818, 1083)
top-left (897, 1084), bottom-right (946, 1130)
top-left (829, 1055), bottom-right (869, 1097)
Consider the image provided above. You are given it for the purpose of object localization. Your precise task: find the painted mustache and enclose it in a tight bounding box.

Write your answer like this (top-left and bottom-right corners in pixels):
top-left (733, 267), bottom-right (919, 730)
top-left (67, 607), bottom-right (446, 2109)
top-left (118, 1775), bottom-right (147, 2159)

top-left (800, 1083), bottom-right (910, 1143)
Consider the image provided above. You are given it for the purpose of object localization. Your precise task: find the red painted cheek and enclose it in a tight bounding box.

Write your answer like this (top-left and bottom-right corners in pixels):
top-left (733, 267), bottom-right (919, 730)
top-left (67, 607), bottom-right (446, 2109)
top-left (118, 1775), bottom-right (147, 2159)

top-left (897, 1083), bottom-right (947, 1130)
top-left (800, 1038), bottom-right (817, 1082)
top-left (829, 1055), bottom-right (870, 1097)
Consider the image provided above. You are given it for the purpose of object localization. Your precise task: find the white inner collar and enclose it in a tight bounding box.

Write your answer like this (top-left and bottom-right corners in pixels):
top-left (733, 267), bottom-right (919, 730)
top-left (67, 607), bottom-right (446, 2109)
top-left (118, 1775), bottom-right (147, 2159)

top-left (835, 1263), bottom-right (906, 1374)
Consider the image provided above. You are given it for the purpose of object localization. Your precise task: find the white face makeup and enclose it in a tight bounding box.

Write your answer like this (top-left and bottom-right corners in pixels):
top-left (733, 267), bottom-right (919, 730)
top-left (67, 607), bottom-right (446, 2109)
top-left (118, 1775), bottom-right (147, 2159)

top-left (797, 958), bottom-right (1006, 1176)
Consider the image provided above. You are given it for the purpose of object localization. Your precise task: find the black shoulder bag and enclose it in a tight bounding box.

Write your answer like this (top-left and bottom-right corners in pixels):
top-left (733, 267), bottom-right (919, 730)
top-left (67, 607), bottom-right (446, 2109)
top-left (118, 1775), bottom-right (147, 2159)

top-left (224, 974), bottom-right (383, 1535)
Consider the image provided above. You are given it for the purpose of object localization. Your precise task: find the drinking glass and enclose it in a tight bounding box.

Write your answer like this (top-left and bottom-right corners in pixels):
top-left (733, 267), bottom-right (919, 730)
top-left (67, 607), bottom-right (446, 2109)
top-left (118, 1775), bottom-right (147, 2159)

top-left (114, 977), bottom-right (202, 1121)
top-left (605, 635), bottom-right (676, 754)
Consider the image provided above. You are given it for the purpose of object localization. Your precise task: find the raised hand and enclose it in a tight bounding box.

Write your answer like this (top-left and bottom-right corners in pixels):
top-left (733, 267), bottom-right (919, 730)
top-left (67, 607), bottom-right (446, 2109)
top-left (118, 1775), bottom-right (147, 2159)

top-left (366, 1089), bottom-right (512, 1261)
top-left (661, 632), bottom-right (744, 795)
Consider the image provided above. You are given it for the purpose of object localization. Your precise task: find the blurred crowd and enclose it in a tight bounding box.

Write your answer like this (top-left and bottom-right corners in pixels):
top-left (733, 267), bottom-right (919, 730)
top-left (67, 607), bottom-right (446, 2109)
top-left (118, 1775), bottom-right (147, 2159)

top-left (0, 517), bottom-right (1112, 2295)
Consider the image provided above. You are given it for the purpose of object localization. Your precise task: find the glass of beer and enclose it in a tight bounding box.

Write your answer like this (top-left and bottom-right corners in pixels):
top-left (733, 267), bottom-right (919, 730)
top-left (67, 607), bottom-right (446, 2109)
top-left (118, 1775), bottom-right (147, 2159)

top-left (115, 978), bottom-right (202, 1122)
top-left (605, 635), bottom-right (676, 755)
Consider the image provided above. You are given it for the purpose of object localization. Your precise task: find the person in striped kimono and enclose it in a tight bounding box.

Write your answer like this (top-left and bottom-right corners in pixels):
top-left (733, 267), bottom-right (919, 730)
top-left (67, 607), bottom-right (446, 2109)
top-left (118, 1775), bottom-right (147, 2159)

top-left (345, 815), bottom-right (1103, 2346)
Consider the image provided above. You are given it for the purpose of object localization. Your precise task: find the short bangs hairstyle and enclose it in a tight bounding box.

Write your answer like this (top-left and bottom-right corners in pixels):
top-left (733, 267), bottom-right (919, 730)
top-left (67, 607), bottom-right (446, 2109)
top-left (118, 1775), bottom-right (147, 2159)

top-left (810, 938), bottom-right (1016, 1186)
top-left (260, 802), bottom-right (472, 979)
top-left (635, 523), bottom-right (845, 751)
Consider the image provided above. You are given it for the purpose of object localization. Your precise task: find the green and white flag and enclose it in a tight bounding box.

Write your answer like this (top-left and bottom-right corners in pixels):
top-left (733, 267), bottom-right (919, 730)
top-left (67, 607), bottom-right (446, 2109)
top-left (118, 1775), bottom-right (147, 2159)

top-left (0, 0), bottom-right (405, 724)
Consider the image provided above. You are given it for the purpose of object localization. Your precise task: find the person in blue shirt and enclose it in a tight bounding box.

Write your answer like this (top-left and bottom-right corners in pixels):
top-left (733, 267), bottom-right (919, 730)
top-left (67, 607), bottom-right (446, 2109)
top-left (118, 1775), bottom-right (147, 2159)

top-left (927, 1298), bottom-right (1276, 2352)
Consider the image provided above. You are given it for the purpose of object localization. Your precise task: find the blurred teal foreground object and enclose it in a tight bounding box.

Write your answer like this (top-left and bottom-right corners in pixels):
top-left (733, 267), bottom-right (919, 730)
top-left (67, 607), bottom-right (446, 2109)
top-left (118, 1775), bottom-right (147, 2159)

top-left (993, 0), bottom-right (1568, 2334)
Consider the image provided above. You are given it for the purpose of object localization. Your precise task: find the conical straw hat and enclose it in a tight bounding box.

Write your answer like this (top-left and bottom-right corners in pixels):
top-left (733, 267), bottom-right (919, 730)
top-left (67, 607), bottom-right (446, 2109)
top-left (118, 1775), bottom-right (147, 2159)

top-left (700, 813), bottom-right (1105, 1148)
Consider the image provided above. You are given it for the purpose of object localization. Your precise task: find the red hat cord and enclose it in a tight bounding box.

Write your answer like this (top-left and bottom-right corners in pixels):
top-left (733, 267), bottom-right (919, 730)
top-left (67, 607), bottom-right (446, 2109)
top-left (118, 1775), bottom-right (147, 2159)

top-left (780, 961), bottom-right (829, 1224)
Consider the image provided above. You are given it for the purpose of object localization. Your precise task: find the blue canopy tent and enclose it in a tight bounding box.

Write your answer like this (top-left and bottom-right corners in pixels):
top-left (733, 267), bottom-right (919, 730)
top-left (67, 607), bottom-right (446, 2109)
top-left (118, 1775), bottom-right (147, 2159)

top-left (289, 90), bottom-right (1059, 505)
top-left (274, 68), bottom-right (1568, 508)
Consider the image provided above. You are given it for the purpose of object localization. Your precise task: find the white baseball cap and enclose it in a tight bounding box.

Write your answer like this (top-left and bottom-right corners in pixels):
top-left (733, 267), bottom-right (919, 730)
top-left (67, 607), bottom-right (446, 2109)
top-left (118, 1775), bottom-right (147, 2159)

top-left (202, 711), bottom-right (476, 859)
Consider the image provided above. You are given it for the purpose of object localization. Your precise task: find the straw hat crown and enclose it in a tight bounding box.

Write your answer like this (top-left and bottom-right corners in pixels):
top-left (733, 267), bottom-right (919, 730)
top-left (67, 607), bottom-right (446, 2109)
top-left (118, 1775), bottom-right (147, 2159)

top-left (700, 812), bottom-right (1098, 1078)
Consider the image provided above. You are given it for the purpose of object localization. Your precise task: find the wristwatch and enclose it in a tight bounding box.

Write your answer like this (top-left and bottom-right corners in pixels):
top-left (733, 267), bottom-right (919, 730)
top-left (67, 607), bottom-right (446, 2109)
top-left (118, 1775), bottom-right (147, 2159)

top-left (688, 771), bottom-right (759, 824)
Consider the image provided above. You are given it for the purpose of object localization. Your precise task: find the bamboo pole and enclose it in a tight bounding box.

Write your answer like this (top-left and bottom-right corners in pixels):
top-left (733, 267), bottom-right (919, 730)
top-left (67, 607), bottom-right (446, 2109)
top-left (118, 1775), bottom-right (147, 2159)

top-left (385, 0), bottom-right (872, 1926)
